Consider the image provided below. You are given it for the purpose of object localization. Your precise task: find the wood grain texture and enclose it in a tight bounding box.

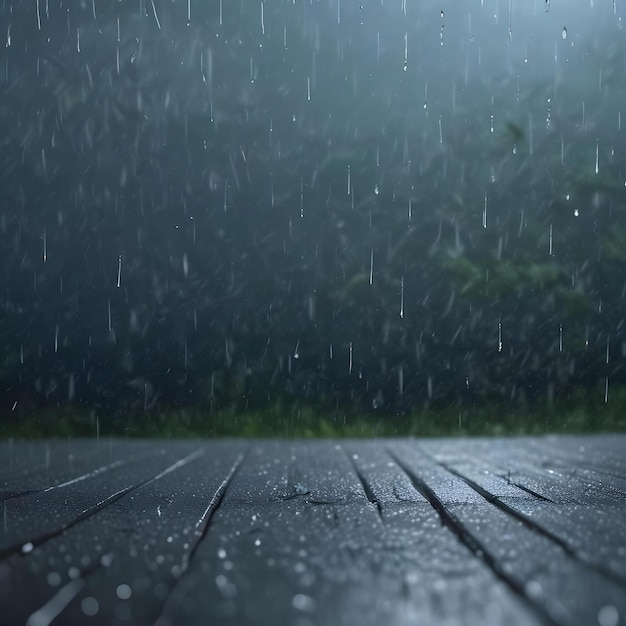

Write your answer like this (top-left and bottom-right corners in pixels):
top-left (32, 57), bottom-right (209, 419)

top-left (0, 436), bottom-right (624, 626)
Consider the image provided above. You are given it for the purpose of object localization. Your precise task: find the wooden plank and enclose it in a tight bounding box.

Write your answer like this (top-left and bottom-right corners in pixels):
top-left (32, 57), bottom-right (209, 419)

top-left (0, 439), bottom-right (133, 494)
top-left (158, 441), bottom-right (537, 626)
top-left (1, 441), bottom-right (247, 626)
top-left (532, 435), bottom-right (626, 478)
top-left (390, 440), bottom-right (626, 626)
top-left (0, 436), bottom-right (624, 626)
top-left (0, 442), bottom-right (202, 556)
top-left (424, 438), bottom-right (626, 584)
top-left (427, 436), bottom-right (626, 502)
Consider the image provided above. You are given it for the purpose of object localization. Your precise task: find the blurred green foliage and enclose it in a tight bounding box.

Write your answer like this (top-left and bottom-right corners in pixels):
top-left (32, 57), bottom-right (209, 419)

top-left (604, 227), bottom-right (626, 262)
top-left (1, 385), bottom-right (624, 439)
top-left (446, 257), bottom-right (563, 297)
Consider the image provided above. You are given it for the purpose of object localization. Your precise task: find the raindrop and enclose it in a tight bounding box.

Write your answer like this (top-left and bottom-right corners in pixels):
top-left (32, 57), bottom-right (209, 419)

top-left (598, 605), bottom-right (619, 626)
top-left (294, 483), bottom-right (309, 495)
top-left (292, 594), bottom-right (317, 612)
top-left (81, 597), bottom-right (99, 616)
top-left (562, 27), bottom-right (567, 39)
top-left (215, 574), bottom-right (237, 598)
top-left (483, 194), bottom-right (488, 228)
top-left (525, 580), bottom-right (543, 599)
top-left (549, 224), bottom-right (553, 256)
top-left (116, 584), bottom-right (132, 600)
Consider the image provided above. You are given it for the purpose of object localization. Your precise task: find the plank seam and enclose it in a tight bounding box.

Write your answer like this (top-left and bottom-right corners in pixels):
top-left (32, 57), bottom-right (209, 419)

top-left (0, 448), bottom-right (205, 560)
top-left (341, 446), bottom-right (385, 526)
top-left (154, 448), bottom-right (248, 626)
top-left (430, 456), bottom-right (626, 591)
top-left (497, 476), bottom-right (556, 503)
top-left (387, 447), bottom-right (563, 626)
top-left (0, 484), bottom-right (140, 560)
top-left (182, 449), bottom-right (247, 573)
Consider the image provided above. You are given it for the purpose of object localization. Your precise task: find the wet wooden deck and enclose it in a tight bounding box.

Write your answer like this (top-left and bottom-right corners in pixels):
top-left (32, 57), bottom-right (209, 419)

top-left (1, 435), bottom-right (625, 626)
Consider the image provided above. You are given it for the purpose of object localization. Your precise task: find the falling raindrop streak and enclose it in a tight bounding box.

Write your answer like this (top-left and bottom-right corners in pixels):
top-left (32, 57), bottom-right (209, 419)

top-left (150, 0), bottom-right (161, 29)
top-left (403, 32), bottom-right (408, 70)
top-left (348, 342), bottom-right (353, 375)
top-left (549, 224), bottom-right (553, 256)
top-left (440, 10), bottom-right (444, 46)
top-left (483, 194), bottom-right (488, 228)
top-left (260, 1), bottom-right (265, 36)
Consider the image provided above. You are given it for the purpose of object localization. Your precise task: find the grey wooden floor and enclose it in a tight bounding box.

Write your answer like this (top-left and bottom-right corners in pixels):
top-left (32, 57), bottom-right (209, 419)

top-left (0, 435), bottom-right (625, 626)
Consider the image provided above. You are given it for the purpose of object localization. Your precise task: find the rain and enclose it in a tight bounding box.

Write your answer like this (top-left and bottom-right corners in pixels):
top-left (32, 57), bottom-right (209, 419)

top-left (0, 0), bottom-right (625, 434)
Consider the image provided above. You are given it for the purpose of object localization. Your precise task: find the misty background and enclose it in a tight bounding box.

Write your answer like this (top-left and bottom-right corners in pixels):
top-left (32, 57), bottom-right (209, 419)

top-left (0, 0), bottom-right (625, 421)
